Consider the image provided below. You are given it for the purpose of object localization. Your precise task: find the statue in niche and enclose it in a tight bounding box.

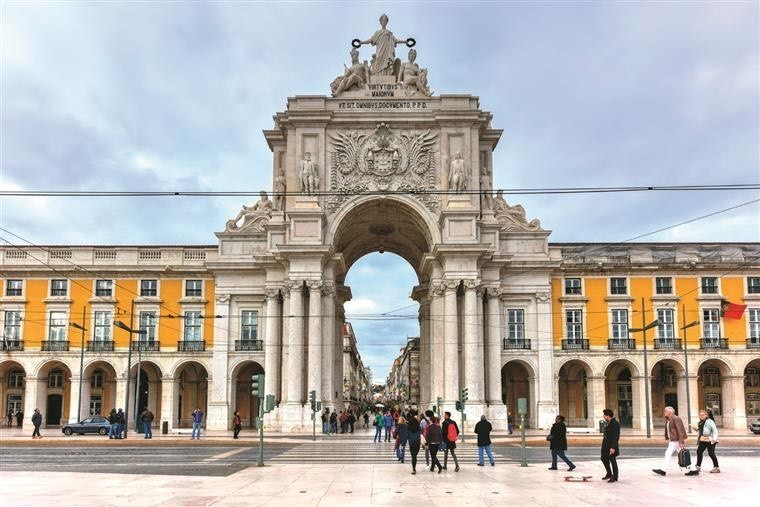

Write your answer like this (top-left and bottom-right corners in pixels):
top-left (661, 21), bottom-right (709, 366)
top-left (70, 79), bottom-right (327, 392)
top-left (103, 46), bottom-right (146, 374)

top-left (448, 152), bottom-right (467, 193)
top-left (357, 14), bottom-right (408, 76)
top-left (274, 166), bottom-right (287, 210)
top-left (225, 191), bottom-right (272, 232)
top-left (330, 48), bottom-right (370, 96)
top-left (300, 152), bottom-right (319, 196)
top-left (398, 48), bottom-right (431, 96)
top-left (480, 164), bottom-right (493, 209)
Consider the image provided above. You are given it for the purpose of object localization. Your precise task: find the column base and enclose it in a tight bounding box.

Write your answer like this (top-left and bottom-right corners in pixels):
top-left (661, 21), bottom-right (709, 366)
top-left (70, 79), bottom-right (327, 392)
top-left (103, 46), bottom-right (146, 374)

top-left (206, 401), bottom-right (230, 431)
top-left (537, 401), bottom-right (559, 430)
top-left (460, 401), bottom-right (486, 433)
top-left (279, 402), bottom-right (308, 432)
top-left (486, 402), bottom-right (507, 431)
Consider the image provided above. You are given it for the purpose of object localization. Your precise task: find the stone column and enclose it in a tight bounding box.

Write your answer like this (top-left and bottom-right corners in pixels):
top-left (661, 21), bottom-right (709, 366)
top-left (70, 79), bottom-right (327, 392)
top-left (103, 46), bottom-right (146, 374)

top-left (307, 280), bottom-right (323, 403)
top-left (280, 287), bottom-right (290, 404)
top-left (207, 294), bottom-right (231, 430)
top-left (463, 280), bottom-right (483, 407)
top-left (263, 288), bottom-right (281, 402)
top-left (485, 288), bottom-right (502, 404)
top-left (419, 300), bottom-right (431, 407)
top-left (632, 375), bottom-right (651, 432)
top-left (160, 376), bottom-right (176, 431)
top-left (23, 378), bottom-right (43, 428)
top-left (68, 375), bottom-right (83, 423)
top-left (588, 376), bottom-right (606, 429)
top-left (286, 281), bottom-right (304, 405)
top-left (429, 282), bottom-right (446, 405)
top-left (535, 291), bottom-right (558, 429)
top-left (443, 280), bottom-right (459, 404)
top-left (322, 282), bottom-right (337, 408)
top-left (723, 375), bottom-right (747, 429)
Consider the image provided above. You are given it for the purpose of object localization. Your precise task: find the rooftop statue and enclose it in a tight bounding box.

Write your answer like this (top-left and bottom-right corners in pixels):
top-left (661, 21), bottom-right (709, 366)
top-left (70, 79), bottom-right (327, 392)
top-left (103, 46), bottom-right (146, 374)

top-left (225, 191), bottom-right (273, 232)
top-left (492, 190), bottom-right (543, 232)
top-left (331, 48), bottom-right (370, 96)
top-left (398, 48), bottom-right (431, 96)
top-left (355, 14), bottom-right (413, 77)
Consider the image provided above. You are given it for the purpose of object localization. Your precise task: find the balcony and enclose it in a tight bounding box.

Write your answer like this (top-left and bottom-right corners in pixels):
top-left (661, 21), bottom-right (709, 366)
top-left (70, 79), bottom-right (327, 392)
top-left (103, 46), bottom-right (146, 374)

top-left (653, 338), bottom-right (682, 350)
top-left (700, 338), bottom-right (728, 350)
top-left (131, 341), bottom-right (160, 352)
top-left (747, 339), bottom-right (760, 349)
top-left (235, 340), bottom-right (263, 352)
top-left (503, 338), bottom-right (532, 350)
top-left (41, 340), bottom-right (69, 351)
top-left (87, 340), bottom-right (114, 352)
top-left (608, 339), bottom-right (636, 350)
top-left (178, 340), bottom-right (206, 352)
top-left (0, 340), bottom-right (23, 351)
top-left (561, 339), bottom-right (589, 351)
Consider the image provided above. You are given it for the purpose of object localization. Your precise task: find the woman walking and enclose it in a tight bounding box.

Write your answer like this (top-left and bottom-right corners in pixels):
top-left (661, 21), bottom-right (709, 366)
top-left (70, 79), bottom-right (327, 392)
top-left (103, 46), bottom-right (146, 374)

top-left (548, 415), bottom-right (576, 471)
top-left (407, 413), bottom-right (422, 474)
top-left (426, 416), bottom-right (443, 473)
top-left (232, 411), bottom-right (242, 439)
top-left (687, 409), bottom-right (720, 475)
top-left (373, 410), bottom-right (384, 442)
top-left (395, 416), bottom-right (409, 463)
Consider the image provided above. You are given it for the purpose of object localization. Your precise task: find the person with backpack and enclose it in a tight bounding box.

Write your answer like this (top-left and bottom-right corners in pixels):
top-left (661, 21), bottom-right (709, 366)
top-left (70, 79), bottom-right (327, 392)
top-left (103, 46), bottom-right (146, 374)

top-left (441, 411), bottom-right (460, 472)
top-left (373, 410), bottom-right (384, 442)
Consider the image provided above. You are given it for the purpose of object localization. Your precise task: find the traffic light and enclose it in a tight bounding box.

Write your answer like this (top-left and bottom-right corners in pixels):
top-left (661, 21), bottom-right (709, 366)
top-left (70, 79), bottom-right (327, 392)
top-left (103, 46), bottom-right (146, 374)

top-left (309, 390), bottom-right (316, 411)
top-left (455, 400), bottom-right (462, 411)
top-left (461, 387), bottom-right (469, 402)
top-left (265, 394), bottom-right (275, 412)
top-left (251, 374), bottom-right (265, 397)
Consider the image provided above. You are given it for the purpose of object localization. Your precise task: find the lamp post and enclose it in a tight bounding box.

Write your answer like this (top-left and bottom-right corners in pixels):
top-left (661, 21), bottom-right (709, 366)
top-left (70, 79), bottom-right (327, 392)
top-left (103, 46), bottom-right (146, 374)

top-left (680, 306), bottom-right (700, 434)
top-left (69, 306), bottom-right (87, 423)
top-left (629, 301), bottom-right (660, 439)
top-left (115, 313), bottom-right (146, 438)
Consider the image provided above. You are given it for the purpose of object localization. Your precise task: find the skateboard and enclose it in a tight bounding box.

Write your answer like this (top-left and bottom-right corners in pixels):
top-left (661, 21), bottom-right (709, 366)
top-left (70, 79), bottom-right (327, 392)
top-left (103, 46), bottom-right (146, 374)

top-left (564, 476), bottom-right (593, 482)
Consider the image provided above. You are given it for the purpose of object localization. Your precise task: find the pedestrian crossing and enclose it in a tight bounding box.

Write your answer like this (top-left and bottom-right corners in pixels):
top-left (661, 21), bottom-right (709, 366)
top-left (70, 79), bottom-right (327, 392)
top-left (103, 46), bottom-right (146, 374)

top-left (269, 439), bottom-right (507, 464)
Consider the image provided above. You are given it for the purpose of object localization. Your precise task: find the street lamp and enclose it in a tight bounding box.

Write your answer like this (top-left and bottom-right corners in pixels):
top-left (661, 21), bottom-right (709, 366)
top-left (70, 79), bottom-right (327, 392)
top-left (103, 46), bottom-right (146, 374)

top-left (629, 312), bottom-right (660, 439)
top-left (115, 318), bottom-right (146, 438)
top-left (69, 306), bottom-right (87, 423)
top-left (680, 306), bottom-right (700, 433)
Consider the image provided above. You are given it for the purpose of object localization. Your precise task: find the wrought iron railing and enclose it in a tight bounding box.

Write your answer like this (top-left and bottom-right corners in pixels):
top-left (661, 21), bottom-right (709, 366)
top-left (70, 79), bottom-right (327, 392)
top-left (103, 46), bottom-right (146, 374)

top-left (235, 340), bottom-right (263, 351)
top-left (503, 338), bottom-right (532, 350)
top-left (178, 340), bottom-right (206, 352)
top-left (131, 341), bottom-right (160, 352)
top-left (747, 339), bottom-right (760, 349)
top-left (700, 338), bottom-right (728, 350)
top-left (41, 340), bottom-right (69, 351)
top-left (87, 340), bottom-right (115, 352)
top-left (561, 339), bottom-right (589, 350)
top-left (0, 340), bottom-right (23, 351)
top-left (653, 338), bottom-right (682, 350)
top-left (608, 339), bottom-right (636, 350)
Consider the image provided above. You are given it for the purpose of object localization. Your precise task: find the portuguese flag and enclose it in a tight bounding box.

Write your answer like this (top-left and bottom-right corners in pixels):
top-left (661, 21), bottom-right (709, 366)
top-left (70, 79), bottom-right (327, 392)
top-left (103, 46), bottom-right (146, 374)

top-left (721, 300), bottom-right (747, 320)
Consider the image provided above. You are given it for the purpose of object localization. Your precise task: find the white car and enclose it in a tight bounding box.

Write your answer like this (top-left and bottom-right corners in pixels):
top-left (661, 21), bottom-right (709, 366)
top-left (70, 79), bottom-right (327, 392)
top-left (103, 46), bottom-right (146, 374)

top-left (750, 419), bottom-right (760, 435)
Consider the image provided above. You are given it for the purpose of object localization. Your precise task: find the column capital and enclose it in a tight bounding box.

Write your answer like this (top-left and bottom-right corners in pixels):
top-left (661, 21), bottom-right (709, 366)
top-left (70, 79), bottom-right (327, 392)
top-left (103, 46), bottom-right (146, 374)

top-left (443, 279), bottom-right (459, 291)
top-left (322, 281), bottom-right (336, 297)
top-left (486, 287), bottom-right (501, 298)
top-left (429, 280), bottom-right (446, 297)
top-left (535, 291), bottom-right (551, 303)
top-left (215, 294), bottom-right (231, 304)
top-left (463, 279), bottom-right (481, 291)
top-left (265, 287), bottom-right (281, 300)
top-left (307, 280), bottom-right (323, 291)
top-left (286, 279), bottom-right (304, 292)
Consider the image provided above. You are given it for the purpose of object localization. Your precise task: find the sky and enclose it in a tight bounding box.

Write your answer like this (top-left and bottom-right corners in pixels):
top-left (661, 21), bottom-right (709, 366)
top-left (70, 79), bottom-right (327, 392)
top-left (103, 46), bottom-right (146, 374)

top-left (1, 1), bottom-right (759, 381)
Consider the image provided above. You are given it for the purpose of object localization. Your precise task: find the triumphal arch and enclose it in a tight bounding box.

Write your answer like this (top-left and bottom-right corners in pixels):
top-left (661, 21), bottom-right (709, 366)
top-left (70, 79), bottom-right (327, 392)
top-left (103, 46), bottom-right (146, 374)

top-left (211, 15), bottom-right (556, 431)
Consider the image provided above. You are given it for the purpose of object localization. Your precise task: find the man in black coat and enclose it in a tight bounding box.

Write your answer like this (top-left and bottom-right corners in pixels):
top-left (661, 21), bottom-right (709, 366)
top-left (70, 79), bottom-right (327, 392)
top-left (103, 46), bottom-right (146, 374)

top-left (441, 411), bottom-right (460, 472)
top-left (548, 415), bottom-right (576, 471)
top-left (601, 408), bottom-right (620, 483)
top-left (473, 415), bottom-right (495, 466)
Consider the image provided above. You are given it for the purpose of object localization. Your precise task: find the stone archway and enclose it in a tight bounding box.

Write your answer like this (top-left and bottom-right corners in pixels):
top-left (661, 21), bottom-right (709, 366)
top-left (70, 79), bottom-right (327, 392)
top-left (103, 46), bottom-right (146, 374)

top-left (127, 360), bottom-right (163, 429)
top-left (36, 360), bottom-right (72, 426)
top-left (604, 360), bottom-right (640, 429)
top-left (744, 359), bottom-right (760, 422)
top-left (82, 360), bottom-right (118, 418)
top-left (231, 360), bottom-right (264, 428)
top-left (501, 360), bottom-right (535, 428)
top-left (557, 359), bottom-right (593, 427)
top-left (173, 361), bottom-right (208, 428)
top-left (696, 358), bottom-right (734, 428)
top-left (650, 358), bottom-right (685, 428)
top-left (0, 361), bottom-right (26, 426)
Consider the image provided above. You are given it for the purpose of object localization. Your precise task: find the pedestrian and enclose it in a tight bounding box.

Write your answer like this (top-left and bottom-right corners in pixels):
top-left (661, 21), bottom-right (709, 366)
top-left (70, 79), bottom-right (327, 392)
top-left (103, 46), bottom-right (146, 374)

top-left (407, 412), bottom-right (422, 474)
top-left (363, 411), bottom-right (369, 429)
top-left (383, 410), bottom-right (394, 442)
top-left (15, 410), bottom-right (23, 428)
top-left (373, 410), bottom-right (384, 442)
top-left (686, 409), bottom-right (720, 475)
top-left (232, 410), bottom-right (242, 439)
top-left (547, 415), bottom-right (576, 471)
top-left (191, 407), bottom-right (203, 440)
top-left (441, 411), bottom-right (460, 472)
top-left (31, 408), bottom-right (42, 439)
top-left (330, 410), bottom-right (338, 434)
top-left (115, 408), bottom-right (125, 439)
top-left (107, 408), bottom-right (118, 439)
top-left (507, 412), bottom-right (514, 435)
top-left (321, 408), bottom-right (329, 434)
top-left (395, 416), bottom-right (409, 463)
top-left (339, 410), bottom-right (348, 433)
top-left (140, 407), bottom-right (154, 439)
top-left (426, 416), bottom-right (443, 473)
top-left (600, 408), bottom-right (620, 483)
top-left (348, 411), bottom-right (356, 433)
top-left (7, 409), bottom-right (13, 427)
top-left (474, 414), bottom-right (495, 466)
top-left (420, 410), bottom-right (432, 467)
top-left (653, 406), bottom-right (690, 476)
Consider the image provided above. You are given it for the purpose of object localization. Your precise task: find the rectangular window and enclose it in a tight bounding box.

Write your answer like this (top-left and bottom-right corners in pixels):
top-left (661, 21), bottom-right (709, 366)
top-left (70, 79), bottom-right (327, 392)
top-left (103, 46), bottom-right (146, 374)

top-left (8, 370), bottom-right (24, 388)
top-left (565, 310), bottom-right (583, 340)
top-left (702, 309), bottom-right (720, 339)
top-left (748, 277), bottom-right (760, 294)
top-left (89, 395), bottom-right (102, 416)
top-left (657, 309), bottom-right (674, 339)
top-left (610, 278), bottom-right (627, 295)
top-left (564, 278), bottom-right (582, 295)
top-left (93, 311), bottom-right (111, 341)
top-left (48, 311), bottom-right (67, 341)
top-left (506, 309), bottom-right (524, 340)
top-left (703, 368), bottom-right (721, 388)
top-left (185, 280), bottom-right (203, 297)
top-left (611, 309), bottom-right (628, 339)
top-left (48, 371), bottom-right (64, 388)
top-left (140, 280), bottom-right (157, 297)
top-left (3, 311), bottom-right (22, 341)
top-left (5, 280), bottom-right (22, 296)
top-left (50, 279), bottom-right (68, 297)
top-left (241, 310), bottom-right (259, 341)
top-left (91, 370), bottom-right (104, 388)
top-left (139, 312), bottom-right (157, 341)
top-left (183, 311), bottom-right (202, 340)
top-left (750, 309), bottom-right (760, 341)
top-left (744, 368), bottom-right (760, 388)
top-left (95, 280), bottom-right (113, 297)
top-left (701, 277), bottom-right (718, 294)
top-left (655, 277), bottom-right (673, 295)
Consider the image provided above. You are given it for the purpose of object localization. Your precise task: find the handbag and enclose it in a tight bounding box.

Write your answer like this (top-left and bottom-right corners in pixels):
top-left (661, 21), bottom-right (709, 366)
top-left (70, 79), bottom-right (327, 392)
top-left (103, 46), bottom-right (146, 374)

top-left (372, 420), bottom-right (377, 427)
top-left (699, 435), bottom-right (710, 442)
top-left (678, 448), bottom-right (692, 468)
top-left (546, 434), bottom-right (553, 441)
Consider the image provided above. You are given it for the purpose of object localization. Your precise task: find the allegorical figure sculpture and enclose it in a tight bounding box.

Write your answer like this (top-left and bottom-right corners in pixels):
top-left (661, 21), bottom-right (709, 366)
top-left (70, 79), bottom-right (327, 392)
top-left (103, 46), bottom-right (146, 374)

top-left (480, 164), bottom-right (492, 209)
top-left (398, 48), bottom-right (431, 96)
top-left (300, 152), bottom-right (319, 195)
top-left (358, 14), bottom-right (407, 76)
top-left (274, 166), bottom-right (287, 210)
top-left (449, 152), bottom-right (467, 193)
top-left (226, 191), bottom-right (272, 231)
top-left (331, 48), bottom-right (370, 96)
top-left (492, 189), bottom-right (543, 231)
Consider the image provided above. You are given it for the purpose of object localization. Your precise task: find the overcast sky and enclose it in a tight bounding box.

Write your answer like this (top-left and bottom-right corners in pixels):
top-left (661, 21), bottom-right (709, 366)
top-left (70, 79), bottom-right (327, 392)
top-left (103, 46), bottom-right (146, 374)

top-left (2, 1), bottom-right (758, 381)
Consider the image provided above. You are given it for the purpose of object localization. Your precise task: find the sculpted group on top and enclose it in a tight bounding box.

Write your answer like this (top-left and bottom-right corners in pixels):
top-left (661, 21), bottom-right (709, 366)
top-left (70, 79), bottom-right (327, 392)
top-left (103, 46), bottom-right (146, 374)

top-left (330, 14), bottom-right (432, 97)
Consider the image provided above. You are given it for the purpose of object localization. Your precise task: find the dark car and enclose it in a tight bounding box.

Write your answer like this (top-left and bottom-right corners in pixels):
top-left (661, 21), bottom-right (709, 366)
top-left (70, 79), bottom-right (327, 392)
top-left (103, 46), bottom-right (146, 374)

top-left (751, 419), bottom-right (760, 435)
top-left (62, 416), bottom-right (112, 436)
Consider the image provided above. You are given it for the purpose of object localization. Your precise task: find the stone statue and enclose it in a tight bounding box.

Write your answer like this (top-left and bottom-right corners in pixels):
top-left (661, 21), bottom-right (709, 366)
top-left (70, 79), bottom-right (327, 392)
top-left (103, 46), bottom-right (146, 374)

top-left (358, 14), bottom-right (407, 76)
top-left (274, 166), bottom-right (286, 210)
top-left (492, 189), bottom-right (543, 231)
top-left (225, 191), bottom-right (272, 232)
top-left (480, 164), bottom-right (492, 209)
top-left (448, 152), bottom-right (467, 193)
top-left (331, 48), bottom-right (370, 96)
top-left (300, 152), bottom-right (318, 195)
top-left (398, 48), bottom-right (431, 96)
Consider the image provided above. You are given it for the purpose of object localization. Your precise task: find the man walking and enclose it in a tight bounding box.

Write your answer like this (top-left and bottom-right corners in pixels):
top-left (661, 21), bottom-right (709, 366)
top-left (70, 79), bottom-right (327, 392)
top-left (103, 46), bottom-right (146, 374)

top-left (548, 415), bottom-right (576, 471)
top-left (191, 407), bottom-right (203, 440)
top-left (421, 410), bottom-right (432, 467)
top-left (140, 407), bottom-right (154, 439)
top-left (601, 408), bottom-right (620, 482)
top-left (474, 414), bottom-right (495, 466)
top-left (115, 408), bottom-right (125, 439)
top-left (653, 406), bottom-right (688, 476)
top-left (441, 411), bottom-right (460, 472)
top-left (31, 408), bottom-right (42, 439)
top-left (383, 410), bottom-right (394, 442)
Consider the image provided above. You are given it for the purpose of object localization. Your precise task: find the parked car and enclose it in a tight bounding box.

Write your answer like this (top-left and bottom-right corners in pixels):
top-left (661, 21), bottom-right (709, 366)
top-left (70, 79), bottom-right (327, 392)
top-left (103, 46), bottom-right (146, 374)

top-left (61, 416), bottom-right (112, 436)
top-left (750, 419), bottom-right (760, 434)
